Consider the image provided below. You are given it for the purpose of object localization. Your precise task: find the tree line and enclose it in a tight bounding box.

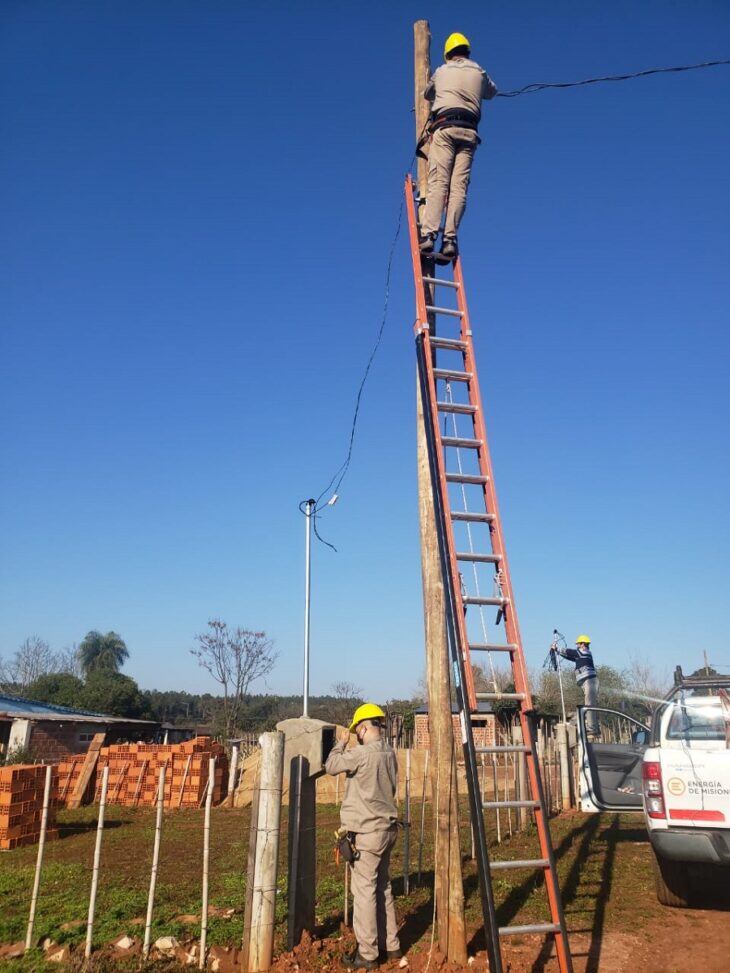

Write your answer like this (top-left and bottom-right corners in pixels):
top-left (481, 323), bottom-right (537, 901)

top-left (2, 623), bottom-right (705, 738)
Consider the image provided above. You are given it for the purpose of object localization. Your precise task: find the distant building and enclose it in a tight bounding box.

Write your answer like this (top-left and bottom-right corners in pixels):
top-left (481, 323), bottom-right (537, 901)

top-left (0, 693), bottom-right (159, 763)
top-left (413, 701), bottom-right (497, 752)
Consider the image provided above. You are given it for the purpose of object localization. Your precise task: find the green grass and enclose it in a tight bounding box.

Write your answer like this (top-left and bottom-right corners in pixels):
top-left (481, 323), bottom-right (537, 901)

top-left (0, 800), bottom-right (674, 967)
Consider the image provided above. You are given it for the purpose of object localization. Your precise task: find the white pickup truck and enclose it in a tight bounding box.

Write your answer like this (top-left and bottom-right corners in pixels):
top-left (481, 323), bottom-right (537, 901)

top-left (577, 668), bottom-right (730, 907)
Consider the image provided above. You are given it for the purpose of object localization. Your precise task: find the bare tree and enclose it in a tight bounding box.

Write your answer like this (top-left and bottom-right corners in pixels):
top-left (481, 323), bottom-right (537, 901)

top-left (56, 644), bottom-right (84, 679)
top-left (0, 637), bottom-right (60, 694)
top-left (622, 653), bottom-right (670, 718)
top-left (191, 620), bottom-right (277, 738)
top-left (329, 680), bottom-right (364, 728)
top-left (472, 663), bottom-right (513, 695)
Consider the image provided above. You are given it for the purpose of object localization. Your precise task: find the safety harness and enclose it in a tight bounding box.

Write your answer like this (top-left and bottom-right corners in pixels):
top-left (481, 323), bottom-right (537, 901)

top-left (416, 108), bottom-right (481, 158)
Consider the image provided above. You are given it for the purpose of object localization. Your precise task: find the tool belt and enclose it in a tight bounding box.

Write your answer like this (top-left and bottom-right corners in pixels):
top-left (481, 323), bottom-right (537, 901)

top-left (429, 108), bottom-right (480, 133)
top-left (335, 827), bottom-right (360, 865)
top-left (416, 108), bottom-right (480, 158)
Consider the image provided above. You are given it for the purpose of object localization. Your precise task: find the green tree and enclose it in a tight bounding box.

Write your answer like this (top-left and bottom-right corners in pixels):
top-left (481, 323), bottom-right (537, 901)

top-left (78, 630), bottom-right (129, 676)
top-left (25, 672), bottom-right (85, 709)
top-left (79, 670), bottom-right (148, 719)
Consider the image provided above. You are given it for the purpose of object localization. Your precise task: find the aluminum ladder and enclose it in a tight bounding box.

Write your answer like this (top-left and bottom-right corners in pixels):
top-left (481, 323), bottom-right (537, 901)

top-left (405, 173), bottom-right (573, 973)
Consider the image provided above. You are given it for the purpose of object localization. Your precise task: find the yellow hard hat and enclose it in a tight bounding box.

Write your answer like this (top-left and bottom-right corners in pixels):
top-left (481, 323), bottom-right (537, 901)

top-left (444, 32), bottom-right (471, 59)
top-left (349, 702), bottom-right (386, 732)
top-left (575, 634), bottom-right (591, 645)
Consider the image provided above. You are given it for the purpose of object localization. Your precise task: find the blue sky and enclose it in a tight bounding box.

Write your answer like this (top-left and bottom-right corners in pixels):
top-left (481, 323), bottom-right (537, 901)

top-left (2, 1), bottom-right (729, 701)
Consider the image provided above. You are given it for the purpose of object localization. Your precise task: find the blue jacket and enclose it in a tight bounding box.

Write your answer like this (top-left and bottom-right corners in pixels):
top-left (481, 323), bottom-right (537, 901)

top-left (557, 646), bottom-right (597, 686)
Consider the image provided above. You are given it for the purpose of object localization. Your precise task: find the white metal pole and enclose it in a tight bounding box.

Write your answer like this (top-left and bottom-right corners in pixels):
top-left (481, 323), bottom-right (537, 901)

top-left (85, 765), bottom-right (109, 959)
top-left (25, 764), bottom-right (53, 949)
top-left (302, 499), bottom-right (314, 717)
top-left (416, 750), bottom-right (429, 886)
top-left (143, 765), bottom-right (166, 959)
top-left (557, 660), bottom-right (567, 725)
top-left (403, 748), bottom-right (411, 894)
top-left (199, 758), bottom-right (215, 969)
top-left (344, 862), bottom-right (350, 926)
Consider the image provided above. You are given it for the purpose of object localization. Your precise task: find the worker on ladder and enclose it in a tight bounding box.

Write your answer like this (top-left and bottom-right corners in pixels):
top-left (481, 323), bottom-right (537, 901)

top-left (556, 635), bottom-right (600, 738)
top-left (419, 32), bottom-right (497, 260)
top-left (325, 703), bottom-right (401, 971)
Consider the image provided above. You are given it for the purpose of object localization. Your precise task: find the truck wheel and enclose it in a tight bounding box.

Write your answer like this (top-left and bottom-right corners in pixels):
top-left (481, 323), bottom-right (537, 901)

top-left (652, 852), bottom-right (692, 908)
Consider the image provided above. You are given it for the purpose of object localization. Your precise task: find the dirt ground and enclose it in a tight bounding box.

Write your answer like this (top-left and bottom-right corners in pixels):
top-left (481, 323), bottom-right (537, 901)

top-left (0, 804), bottom-right (728, 972)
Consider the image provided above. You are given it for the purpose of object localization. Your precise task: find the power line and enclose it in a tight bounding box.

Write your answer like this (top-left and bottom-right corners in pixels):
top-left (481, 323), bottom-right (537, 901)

top-left (306, 190), bottom-right (406, 533)
top-left (498, 57), bottom-right (730, 98)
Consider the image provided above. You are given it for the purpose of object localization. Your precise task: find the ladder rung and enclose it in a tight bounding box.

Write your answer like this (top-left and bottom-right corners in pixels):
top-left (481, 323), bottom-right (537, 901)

top-left (498, 924), bottom-right (560, 937)
top-left (476, 745), bottom-right (529, 754)
top-left (451, 512), bottom-right (495, 523)
top-left (483, 800), bottom-right (539, 809)
top-left (446, 473), bottom-right (488, 485)
top-left (436, 401), bottom-right (477, 415)
top-left (422, 276), bottom-right (459, 289)
top-left (456, 551), bottom-right (500, 562)
top-left (433, 368), bottom-right (472, 383)
top-left (463, 596), bottom-right (507, 607)
top-left (475, 691), bottom-right (525, 702)
top-left (441, 436), bottom-right (481, 449)
top-left (426, 305), bottom-right (463, 318)
top-left (468, 642), bottom-right (516, 652)
top-left (430, 336), bottom-right (467, 350)
top-left (490, 859), bottom-right (549, 871)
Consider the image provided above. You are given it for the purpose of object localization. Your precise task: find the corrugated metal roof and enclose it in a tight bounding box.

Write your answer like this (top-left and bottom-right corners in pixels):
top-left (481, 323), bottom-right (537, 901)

top-left (0, 693), bottom-right (103, 718)
top-left (0, 693), bottom-right (155, 725)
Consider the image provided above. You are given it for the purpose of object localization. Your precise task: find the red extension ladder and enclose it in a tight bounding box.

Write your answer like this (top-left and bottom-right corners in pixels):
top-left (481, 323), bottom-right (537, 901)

top-left (405, 173), bottom-right (573, 973)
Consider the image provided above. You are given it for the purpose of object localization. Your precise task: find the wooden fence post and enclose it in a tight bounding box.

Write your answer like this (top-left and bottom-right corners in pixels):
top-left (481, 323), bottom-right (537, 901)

top-left (85, 766), bottom-right (109, 958)
top-left (143, 765), bottom-right (166, 959)
top-left (199, 757), bottom-right (216, 968)
top-left (25, 765), bottom-right (53, 949)
top-left (245, 732), bottom-right (284, 973)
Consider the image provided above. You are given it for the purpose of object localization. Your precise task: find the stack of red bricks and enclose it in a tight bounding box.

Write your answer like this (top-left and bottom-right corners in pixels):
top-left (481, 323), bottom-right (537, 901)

top-left (88, 737), bottom-right (228, 809)
top-left (54, 758), bottom-right (83, 804)
top-left (0, 764), bottom-right (58, 851)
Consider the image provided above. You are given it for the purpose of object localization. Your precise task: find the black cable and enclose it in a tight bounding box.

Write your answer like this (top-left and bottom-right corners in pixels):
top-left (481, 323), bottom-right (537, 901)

top-left (309, 190), bottom-right (407, 518)
top-left (497, 57), bottom-right (730, 98)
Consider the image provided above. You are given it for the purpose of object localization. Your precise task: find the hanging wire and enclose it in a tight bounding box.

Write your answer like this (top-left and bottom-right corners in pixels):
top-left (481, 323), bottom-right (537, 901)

top-left (497, 57), bottom-right (730, 98)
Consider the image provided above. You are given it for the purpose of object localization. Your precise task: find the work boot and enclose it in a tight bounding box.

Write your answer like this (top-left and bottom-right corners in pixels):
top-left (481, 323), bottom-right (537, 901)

top-left (440, 237), bottom-right (458, 260)
top-left (343, 950), bottom-right (378, 971)
top-left (419, 233), bottom-right (436, 255)
top-left (380, 948), bottom-right (404, 962)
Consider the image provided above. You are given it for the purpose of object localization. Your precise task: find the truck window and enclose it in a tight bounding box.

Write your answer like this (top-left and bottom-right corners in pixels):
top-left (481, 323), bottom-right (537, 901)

top-left (666, 705), bottom-right (726, 742)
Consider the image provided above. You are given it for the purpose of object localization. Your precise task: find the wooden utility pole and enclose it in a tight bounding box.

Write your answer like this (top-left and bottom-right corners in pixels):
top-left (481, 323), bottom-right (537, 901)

top-left (414, 20), bottom-right (467, 965)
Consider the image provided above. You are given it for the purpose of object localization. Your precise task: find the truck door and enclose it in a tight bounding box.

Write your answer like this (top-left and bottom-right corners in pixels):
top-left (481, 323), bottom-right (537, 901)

top-left (659, 699), bottom-right (730, 828)
top-left (578, 706), bottom-right (649, 813)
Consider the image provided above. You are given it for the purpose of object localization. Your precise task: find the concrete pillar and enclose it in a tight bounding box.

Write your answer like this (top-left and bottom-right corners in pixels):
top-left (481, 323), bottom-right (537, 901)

top-left (228, 744), bottom-right (240, 798)
top-left (556, 723), bottom-right (572, 810)
top-left (514, 722), bottom-right (529, 830)
top-left (287, 755), bottom-right (316, 949)
top-left (275, 717), bottom-right (335, 950)
top-left (8, 719), bottom-right (31, 757)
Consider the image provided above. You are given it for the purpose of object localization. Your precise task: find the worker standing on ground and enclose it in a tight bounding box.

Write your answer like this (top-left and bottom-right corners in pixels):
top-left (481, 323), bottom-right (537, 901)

top-left (420, 32), bottom-right (497, 260)
top-left (557, 635), bottom-right (600, 737)
top-left (325, 703), bottom-right (401, 971)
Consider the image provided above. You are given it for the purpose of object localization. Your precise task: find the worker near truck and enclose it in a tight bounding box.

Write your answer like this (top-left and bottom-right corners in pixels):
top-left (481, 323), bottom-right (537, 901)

top-left (420, 32), bottom-right (497, 260)
top-left (325, 703), bottom-right (401, 971)
top-left (557, 635), bottom-right (600, 737)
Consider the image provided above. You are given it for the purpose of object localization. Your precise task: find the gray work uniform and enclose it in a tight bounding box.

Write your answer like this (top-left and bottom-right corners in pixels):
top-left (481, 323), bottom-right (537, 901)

top-left (421, 57), bottom-right (497, 241)
top-left (558, 646), bottom-right (600, 736)
top-left (325, 738), bottom-right (399, 961)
